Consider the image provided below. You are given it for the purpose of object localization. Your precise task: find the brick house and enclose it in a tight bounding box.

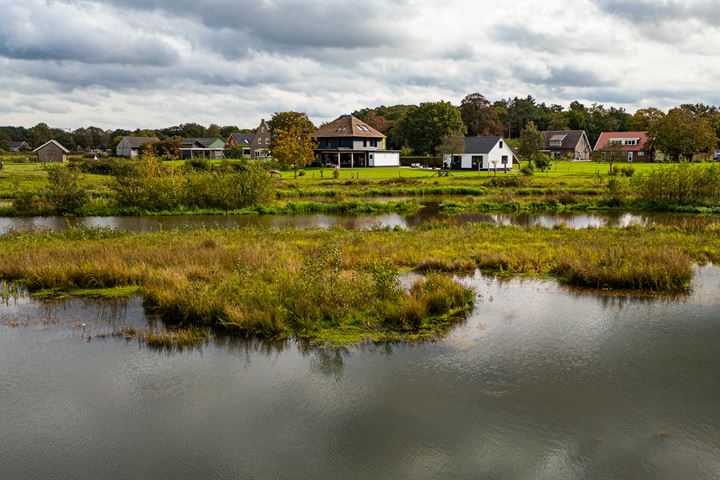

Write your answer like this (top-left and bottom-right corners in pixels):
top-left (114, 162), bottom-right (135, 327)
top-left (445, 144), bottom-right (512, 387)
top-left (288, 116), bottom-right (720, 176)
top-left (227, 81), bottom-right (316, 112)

top-left (541, 130), bottom-right (592, 161)
top-left (593, 132), bottom-right (653, 162)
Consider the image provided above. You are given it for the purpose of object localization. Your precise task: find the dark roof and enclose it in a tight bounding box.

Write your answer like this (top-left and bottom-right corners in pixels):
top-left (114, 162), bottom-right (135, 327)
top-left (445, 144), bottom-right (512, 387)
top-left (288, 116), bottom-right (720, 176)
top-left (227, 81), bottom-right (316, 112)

top-left (463, 136), bottom-right (502, 154)
top-left (313, 114), bottom-right (385, 139)
top-left (228, 133), bottom-right (255, 145)
top-left (541, 130), bottom-right (587, 150)
top-left (11, 141), bottom-right (29, 148)
top-left (179, 138), bottom-right (224, 148)
top-left (122, 136), bottom-right (159, 148)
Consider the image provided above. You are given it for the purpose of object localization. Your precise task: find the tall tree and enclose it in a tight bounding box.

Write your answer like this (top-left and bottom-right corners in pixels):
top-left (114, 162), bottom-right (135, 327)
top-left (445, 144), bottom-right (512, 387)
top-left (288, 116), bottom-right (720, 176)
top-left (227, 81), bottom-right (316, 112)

top-left (518, 121), bottom-right (544, 159)
top-left (506, 96), bottom-right (539, 138)
top-left (269, 111), bottom-right (315, 150)
top-left (397, 101), bottom-right (466, 155)
top-left (459, 93), bottom-right (502, 136)
top-left (650, 107), bottom-right (718, 161)
top-left (628, 107), bottom-right (665, 131)
top-left (272, 124), bottom-right (317, 178)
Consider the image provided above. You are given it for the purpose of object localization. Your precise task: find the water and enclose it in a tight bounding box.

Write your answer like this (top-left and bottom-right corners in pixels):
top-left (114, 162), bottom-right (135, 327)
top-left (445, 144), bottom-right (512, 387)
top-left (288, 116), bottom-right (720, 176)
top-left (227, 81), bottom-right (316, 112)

top-left (1, 267), bottom-right (720, 479)
top-left (0, 208), bottom-right (717, 234)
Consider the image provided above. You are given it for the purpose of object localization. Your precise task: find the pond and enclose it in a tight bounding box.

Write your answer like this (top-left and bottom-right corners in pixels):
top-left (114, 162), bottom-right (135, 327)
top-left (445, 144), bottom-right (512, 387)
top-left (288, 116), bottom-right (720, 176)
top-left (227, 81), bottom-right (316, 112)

top-left (0, 206), bottom-right (717, 234)
top-left (1, 267), bottom-right (719, 479)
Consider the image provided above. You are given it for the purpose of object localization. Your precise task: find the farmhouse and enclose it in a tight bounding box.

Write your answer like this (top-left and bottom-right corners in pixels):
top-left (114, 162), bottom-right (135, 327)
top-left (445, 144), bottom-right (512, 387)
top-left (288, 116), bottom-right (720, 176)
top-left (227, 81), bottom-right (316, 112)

top-left (594, 131), bottom-right (652, 162)
top-left (541, 130), bottom-right (592, 161)
top-left (116, 136), bottom-right (159, 158)
top-left (179, 138), bottom-right (225, 160)
top-left (443, 136), bottom-right (518, 171)
top-left (313, 114), bottom-right (400, 167)
top-left (226, 133), bottom-right (255, 158)
top-left (33, 140), bottom-right (69, 163)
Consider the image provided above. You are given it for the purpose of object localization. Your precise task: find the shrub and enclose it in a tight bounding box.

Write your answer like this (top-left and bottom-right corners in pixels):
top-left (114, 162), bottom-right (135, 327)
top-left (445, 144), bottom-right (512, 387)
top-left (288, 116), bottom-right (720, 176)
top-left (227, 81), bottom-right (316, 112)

top-left (486, 175), bottom-right (531, 187)
top-left (532, 153), bottom-right (552, 172)
top-left (45, 166), bottom-right (88, 213)
top-left (520, 163), bottom-right (535, 176)
top-left (618, 166), bottom-right (635, 177)
top-left (186, 158), bottom-right (212, 171)
top-left (12, 192), bottom-right (47, 215)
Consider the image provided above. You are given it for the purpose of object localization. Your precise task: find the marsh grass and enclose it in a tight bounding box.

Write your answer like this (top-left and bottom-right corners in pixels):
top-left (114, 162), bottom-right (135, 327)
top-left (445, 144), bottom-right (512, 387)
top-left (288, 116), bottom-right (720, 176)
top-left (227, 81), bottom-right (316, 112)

top-left (0, 223), bottom-right (715, 344)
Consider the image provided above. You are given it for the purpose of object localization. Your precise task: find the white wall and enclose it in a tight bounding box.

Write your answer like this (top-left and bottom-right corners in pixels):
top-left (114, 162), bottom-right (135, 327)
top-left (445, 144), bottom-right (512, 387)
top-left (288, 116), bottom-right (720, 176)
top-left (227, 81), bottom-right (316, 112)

top-left (369, 151), bottom-right (399, 167)
top-left (443, 138), bottom-right (515, 170)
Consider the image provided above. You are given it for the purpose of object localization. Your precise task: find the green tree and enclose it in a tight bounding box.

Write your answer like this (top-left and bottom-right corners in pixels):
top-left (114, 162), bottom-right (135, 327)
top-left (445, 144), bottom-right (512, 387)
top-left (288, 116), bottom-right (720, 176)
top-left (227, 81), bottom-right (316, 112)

top-left (269, 111), bottom-right (316, 150)
top-left (518, 121), bottom-right (544, 159)
top-left (272, 124), bottom-right (317, 178)
top-left (459, 92), bottom-right (502, 136)
top-left (397, 101), bottom-right (466, 155)
top-left (628, 107), bottom-right (665, 131)
top-left (650, 107), bottom-right (718, 161)
top-left (31, 123), bottom-right (52, 147)
top-left (45, 166), bottom-right (88, 213)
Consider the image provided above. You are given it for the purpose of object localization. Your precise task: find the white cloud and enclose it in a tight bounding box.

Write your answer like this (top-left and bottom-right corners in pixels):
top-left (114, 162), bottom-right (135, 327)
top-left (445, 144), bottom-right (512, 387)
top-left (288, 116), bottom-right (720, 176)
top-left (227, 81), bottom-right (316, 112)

top-left (0, 0), bottom-right (719, 129)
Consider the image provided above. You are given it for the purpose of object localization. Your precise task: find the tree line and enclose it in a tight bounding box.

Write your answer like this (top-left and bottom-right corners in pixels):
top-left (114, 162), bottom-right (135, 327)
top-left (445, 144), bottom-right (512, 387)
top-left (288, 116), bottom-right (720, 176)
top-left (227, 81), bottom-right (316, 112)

top-left (0, 123), bottom-right (247, 152)
top-left (354, 94), bottom-right (720, 158)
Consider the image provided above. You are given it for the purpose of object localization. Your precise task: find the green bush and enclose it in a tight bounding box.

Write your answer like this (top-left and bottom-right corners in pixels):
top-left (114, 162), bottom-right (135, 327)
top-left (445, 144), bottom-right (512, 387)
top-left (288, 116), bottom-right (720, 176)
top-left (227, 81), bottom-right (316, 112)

top-left (45, 166), bottom-right (88, 213)
top-left (112, 156), bottom-right (275, 211)
top-left (632, 163), bottom-right (720, 205)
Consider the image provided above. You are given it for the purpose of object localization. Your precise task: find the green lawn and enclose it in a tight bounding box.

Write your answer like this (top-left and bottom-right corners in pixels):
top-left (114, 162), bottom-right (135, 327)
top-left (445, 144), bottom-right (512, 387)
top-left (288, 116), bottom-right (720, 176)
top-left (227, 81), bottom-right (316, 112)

top-left (0, 162), bottom-right (112, 198)
top-left (274, 161), bottom-right (671, 184)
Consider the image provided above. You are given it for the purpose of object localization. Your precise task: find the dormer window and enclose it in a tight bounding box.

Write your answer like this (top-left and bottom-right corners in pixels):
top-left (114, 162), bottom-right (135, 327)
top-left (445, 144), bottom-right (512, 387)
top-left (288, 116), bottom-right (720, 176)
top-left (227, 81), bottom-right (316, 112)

top-left (550, 140), bottom-right (562, 147)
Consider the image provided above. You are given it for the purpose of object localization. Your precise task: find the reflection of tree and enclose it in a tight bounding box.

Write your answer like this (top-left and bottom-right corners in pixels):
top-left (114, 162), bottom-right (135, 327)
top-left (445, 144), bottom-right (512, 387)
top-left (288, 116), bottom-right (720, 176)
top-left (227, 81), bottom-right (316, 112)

top-left (309, 349), bottom-right (345, 382)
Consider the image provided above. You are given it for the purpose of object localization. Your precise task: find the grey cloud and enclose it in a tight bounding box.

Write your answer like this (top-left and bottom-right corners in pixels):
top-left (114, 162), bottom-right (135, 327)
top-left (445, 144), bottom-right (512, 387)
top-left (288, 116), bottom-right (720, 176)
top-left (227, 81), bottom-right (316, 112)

top-left (593, 0), bottom-right (720, 26)
top-left (514, 64), bottom-right (614, 88)
top-left (104, 0), bottom-right (415, 55)
top-left (0, 4), bottom-right (180, 66)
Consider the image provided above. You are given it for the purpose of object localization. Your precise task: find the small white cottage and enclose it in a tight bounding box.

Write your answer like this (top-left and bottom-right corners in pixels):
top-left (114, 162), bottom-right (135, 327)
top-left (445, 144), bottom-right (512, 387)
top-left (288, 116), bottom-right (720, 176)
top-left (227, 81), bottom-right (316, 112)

top-left (443, 136), bottom-right (518, 171)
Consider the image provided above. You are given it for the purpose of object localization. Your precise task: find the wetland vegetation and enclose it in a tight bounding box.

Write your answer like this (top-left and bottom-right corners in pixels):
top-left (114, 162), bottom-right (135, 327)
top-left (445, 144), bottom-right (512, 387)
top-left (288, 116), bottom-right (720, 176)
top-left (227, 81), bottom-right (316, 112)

top-left (1, 221), bottom-right (717, 346)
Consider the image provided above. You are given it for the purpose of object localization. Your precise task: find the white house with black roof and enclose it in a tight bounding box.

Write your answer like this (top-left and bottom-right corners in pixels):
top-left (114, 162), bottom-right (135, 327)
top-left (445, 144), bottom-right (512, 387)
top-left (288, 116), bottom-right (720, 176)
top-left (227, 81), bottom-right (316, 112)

top-left (443, 136), bottom-right (518, 171)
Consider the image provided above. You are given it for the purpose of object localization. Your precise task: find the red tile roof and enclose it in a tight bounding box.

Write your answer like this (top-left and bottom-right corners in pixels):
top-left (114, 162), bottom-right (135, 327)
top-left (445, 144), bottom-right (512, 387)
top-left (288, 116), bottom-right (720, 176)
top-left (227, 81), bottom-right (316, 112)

top-left (594, 131), bottom-right (650, 152)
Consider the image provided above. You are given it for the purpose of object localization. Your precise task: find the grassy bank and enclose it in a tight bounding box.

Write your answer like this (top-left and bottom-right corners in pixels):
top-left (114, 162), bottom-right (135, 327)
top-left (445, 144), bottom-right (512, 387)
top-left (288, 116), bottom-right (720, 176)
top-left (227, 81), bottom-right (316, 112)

top-left (1, 223), bottom-right (718, 346)
top-left (3, 161), bottom-right (720, 217)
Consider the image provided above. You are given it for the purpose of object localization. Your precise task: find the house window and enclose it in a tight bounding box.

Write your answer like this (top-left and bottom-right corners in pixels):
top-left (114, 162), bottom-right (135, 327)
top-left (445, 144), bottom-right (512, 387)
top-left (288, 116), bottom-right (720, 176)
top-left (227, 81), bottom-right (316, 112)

top-left (638, 151), bottom-right (645, 156)
top-left (499, 140), bottom-right (503, 149)
top-left (501, 155), bottom-right (508, 165)
top-left (471, 155), bottom-right (483, 169)
top-left (363, 139), bottom-right (367, 147)
top-left (550, 140), bottom-right (562, 147)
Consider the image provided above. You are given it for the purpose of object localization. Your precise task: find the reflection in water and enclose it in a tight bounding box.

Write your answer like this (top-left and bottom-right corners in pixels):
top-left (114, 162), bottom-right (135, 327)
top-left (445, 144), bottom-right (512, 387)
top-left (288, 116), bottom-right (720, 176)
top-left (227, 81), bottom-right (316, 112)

top-left (0, 204), bottom-right (718, 234)
top-left (0, 267), bottom-right (720, 479)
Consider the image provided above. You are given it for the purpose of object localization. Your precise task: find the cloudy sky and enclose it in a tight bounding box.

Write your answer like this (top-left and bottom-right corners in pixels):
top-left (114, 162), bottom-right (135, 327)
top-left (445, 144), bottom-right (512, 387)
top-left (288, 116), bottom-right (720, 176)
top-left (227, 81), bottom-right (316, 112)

top-left (0, 0), bottom-right (718, 130)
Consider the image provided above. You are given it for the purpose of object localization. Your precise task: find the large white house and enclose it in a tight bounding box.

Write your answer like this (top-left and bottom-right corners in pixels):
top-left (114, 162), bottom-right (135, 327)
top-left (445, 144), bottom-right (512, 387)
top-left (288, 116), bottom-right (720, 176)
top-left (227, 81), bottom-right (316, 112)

top-left (443, 136), bottom-right (519, 171)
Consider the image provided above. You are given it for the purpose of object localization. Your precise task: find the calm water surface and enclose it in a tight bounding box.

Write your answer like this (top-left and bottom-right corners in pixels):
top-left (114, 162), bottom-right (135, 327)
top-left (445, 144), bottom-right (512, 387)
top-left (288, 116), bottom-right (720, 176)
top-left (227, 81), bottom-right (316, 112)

top-left (0, 208), bottom-right (717, 234)
top-left (1, 267), bottom-right (720, 479)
